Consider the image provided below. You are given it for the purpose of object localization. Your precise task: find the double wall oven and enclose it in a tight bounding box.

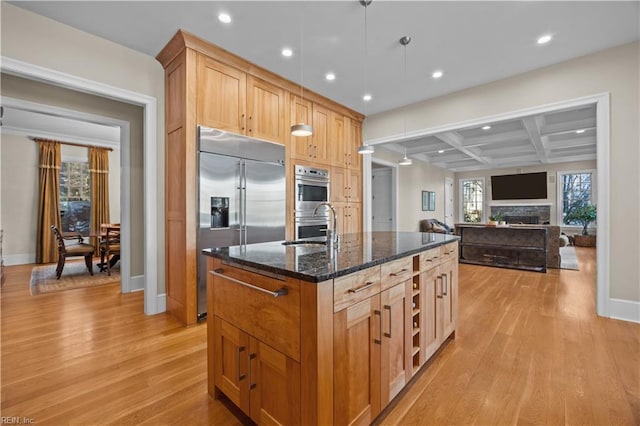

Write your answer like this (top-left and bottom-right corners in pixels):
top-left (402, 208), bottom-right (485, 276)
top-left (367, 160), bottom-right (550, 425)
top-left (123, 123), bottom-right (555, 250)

top-left (294, 165), bottom-right (330, 238)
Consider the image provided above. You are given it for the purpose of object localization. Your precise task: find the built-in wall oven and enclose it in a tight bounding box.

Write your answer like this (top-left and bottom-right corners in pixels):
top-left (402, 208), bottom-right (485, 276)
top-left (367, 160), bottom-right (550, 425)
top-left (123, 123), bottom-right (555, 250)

top-left (295, 165), bottom-right (330, 238)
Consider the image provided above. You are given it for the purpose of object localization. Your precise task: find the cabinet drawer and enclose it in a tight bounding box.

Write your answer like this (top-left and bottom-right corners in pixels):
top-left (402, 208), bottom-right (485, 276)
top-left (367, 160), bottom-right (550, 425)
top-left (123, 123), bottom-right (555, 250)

top-left (211, 266), bottom-right (300, 361)
top-left (440, 241), bottom-right (458, 260)
top-left (380, 256), bottom-right (413, 291)
top-left (420, 248), bottom-right (441, 271)
top-left (334, 266), bottom-right (381, 313)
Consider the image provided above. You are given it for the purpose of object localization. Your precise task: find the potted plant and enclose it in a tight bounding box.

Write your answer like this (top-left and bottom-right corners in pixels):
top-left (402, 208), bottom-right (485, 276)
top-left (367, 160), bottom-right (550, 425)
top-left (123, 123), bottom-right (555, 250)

top-left (564, 204), bottom-right (597, 247)
top-left (488, 212), bottom-right (503, 226)
top-left (564, 204), bottom-right (596, 235)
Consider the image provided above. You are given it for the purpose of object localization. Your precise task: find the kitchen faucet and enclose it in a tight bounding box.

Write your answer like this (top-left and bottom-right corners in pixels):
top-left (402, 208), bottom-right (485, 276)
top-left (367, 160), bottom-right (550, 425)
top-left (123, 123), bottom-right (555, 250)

top-left (313, 202), bottom-right (339, 246)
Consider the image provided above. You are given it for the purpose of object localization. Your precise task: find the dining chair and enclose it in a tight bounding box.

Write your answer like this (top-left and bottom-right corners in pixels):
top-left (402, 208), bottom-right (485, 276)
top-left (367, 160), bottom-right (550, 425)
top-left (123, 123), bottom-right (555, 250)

top-left (99, 225), bottom-right (120, 276)
top-left (51, 225), bottom-right (95, 279)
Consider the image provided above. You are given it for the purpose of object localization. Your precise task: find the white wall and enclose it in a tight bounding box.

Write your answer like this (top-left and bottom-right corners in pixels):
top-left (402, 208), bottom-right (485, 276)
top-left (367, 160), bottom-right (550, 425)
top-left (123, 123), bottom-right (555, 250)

top-left (373, 147), bottom-right (455, 231)
top-left (1, 3), bottom-right (165, 293)
top-left (367, 42), bottom-right (639, 304)
top-left (455, 160), bottom-right (597, 226)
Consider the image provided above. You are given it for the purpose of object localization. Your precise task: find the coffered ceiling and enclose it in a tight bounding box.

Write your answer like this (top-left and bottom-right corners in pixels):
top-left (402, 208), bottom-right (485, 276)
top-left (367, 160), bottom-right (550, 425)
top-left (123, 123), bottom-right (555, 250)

top-left (383, 104), bottom-right (597, 171)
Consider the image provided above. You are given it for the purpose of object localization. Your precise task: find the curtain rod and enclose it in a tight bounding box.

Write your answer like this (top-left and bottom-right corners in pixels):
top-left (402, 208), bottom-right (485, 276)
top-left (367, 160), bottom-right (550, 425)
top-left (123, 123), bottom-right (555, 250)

top-left (31, 137), bottom-right (114, 152)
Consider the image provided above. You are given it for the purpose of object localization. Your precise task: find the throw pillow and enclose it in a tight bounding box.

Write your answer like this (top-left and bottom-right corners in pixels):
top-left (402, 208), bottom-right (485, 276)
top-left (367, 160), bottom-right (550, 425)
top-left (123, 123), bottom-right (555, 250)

top-left (431, 222), bottom-right (446, 233)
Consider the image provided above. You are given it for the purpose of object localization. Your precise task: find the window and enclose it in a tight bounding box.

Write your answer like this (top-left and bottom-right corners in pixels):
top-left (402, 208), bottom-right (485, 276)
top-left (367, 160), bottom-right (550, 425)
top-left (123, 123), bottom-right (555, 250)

top-left (557, 170), bottom-right (595, 225)
top-left (460, 178), bottom-right (484, 223)
top-left (60, 161), bottom-right (91, 235)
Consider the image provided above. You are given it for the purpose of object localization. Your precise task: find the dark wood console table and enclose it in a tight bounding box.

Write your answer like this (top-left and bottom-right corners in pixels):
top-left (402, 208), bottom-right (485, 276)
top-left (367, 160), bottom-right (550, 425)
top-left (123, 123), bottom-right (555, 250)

top-left (456, 225), bottom-right (548, 272)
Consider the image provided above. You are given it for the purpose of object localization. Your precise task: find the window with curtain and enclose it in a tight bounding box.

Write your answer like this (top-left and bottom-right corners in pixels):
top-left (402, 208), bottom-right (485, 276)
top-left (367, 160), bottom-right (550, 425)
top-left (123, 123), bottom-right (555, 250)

top-left (558, 170), bottom-right (595, 225)
top-left (60, 161), bottom-right (91, 235)
top-left (460, 178), bottom-right (484, 223)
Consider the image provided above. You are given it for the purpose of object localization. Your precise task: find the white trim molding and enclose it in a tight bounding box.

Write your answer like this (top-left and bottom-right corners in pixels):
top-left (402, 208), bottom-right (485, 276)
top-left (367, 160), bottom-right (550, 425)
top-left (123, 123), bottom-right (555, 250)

top-left (608, 298), bottom-right (640, 324)
top-left (1, 56), bottom-right (161, 315)
top-left (156, 293), bottom-right (167, 314)
top-left (129, 275), bottom-right (145, 292)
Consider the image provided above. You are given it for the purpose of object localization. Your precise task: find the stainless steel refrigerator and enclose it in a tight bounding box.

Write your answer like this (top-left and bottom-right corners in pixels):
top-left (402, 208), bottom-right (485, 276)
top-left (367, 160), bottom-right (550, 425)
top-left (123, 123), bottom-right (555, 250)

top-left (197, 126), bottom-right (286, 320)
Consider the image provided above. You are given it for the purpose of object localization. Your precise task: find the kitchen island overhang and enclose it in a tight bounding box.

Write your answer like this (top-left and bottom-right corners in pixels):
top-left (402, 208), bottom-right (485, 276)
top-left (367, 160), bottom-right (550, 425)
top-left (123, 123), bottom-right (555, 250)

top-left (202, 232), bottom-right (460, 425)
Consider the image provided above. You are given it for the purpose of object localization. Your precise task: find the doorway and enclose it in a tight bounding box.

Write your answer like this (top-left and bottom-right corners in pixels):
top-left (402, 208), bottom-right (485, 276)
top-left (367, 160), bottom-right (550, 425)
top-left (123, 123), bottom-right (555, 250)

top-left (371, 159), bottom-right (398, 232)
top-left (444, 177), bottom-right (454, 228)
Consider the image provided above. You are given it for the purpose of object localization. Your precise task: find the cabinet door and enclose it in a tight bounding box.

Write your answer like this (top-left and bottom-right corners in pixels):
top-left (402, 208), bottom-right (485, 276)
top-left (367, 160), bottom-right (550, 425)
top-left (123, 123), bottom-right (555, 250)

top-left (247, 76), bottom-right (286, 144)
top-left (421, 266), bottom-right (441, 361)
top-left (289, 95), bottom-right (313, 160)
top-left (346, 203), bottom-right (361, 235)
top-left (214, 318), bottom-right (250, 414)
top-left (347, 118), bottom-right (363, 170)
top-left (329, 111), bottom-right (347, 167)
top-left (249, 337), bottom-right (301, 425)
top-left (312, 104), bottom-right (330, 164)
top-left (380, 281), bottom-right (412, 406)
top-left (334, 295), bottom-right (381, 425)
top-left (331, 167), bottom-right (348, 203)
top-left (348, 169), bottom-right (362, 202)
top-left (440, 258), bottom-right (458, 340)
top-left (197, 55), bottom-right (246, 134)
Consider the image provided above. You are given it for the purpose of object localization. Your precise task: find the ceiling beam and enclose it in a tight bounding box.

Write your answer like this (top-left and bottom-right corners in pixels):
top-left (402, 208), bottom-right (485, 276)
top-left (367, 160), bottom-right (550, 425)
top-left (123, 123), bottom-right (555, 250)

top-left (434, 132), bottom-right (491, 166)
top-left (539, 117), bottom-right (596, 136)
top-left (461, 129), bottom-right (529, 147)
top-left (522, 116), bottom-right (548, 164)
top-left (542, 135), bottom-right (596, 150)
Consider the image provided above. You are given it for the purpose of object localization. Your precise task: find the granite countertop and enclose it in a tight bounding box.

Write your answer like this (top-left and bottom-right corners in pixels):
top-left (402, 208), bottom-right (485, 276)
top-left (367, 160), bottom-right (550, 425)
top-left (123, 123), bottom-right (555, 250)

top-left (203, 232), bottom-right (459, 282)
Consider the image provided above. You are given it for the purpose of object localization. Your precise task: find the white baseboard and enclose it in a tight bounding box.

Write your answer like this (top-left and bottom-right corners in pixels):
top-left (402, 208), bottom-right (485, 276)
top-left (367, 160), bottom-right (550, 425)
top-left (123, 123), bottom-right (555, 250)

top-left (609, 298), bottom-right (640, 323)
top-left (143, 292), bottom-right (166, 315)
top-left (156, 293), bottom-right (166, 313)
top-left (4, 254), bottom-right (36, 266)
top-left (129, 275), bottom-right (145, 292)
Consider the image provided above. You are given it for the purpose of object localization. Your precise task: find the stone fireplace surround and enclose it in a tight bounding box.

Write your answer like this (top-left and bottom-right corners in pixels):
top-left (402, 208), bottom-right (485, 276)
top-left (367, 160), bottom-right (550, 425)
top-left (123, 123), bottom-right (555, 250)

top-left (490, 205), bottom-right (551, 224)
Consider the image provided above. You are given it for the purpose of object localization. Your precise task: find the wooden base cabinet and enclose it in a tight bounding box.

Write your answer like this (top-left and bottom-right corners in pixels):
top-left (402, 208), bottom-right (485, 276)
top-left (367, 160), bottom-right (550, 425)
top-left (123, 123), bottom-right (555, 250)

top-left (214, 317), bottom-right (301, 425)
top-left (333, 281), bottom-right (412, 425)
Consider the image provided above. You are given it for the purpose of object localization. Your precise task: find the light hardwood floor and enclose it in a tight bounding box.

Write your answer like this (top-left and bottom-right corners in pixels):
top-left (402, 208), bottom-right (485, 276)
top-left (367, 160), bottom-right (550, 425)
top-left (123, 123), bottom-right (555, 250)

top-left (1, 248), bottom-right (638, 425)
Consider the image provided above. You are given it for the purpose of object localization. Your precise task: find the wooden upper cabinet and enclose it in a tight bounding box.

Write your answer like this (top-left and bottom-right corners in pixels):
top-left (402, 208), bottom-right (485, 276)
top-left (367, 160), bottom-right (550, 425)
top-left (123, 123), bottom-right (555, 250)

top-left (290, 95), bottom-right (313, 159)
top-left (197, 54), bottom-right (246, 134)
top-left (348, 117), bottom-right (363, 171)
top-left (329, 111), bottom-right (347, 167)
top-left (312, 104), bottom-right (330, 165)
top-left (246, 76), bottom-right (287, 144)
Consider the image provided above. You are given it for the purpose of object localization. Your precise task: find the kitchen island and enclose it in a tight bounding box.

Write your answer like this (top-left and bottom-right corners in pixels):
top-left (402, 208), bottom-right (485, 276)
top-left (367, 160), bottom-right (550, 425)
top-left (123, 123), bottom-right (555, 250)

top-left (203, 232), bottom-right (459, 425)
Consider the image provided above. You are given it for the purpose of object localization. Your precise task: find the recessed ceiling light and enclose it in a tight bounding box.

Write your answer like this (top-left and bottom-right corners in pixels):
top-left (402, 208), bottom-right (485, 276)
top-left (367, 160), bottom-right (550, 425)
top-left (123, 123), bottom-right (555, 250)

top-left (218, 13), bottom-right (232, 24)
top-left (281, 47), bottom-right (293, 57)
top-left (325, 72), bottom-right (336, 81)
top-left (482, 125), bottom-right (491, 130)
top-left (537, 34), bottom-right (552, 45)
top-left (432, 70), bottom-right (443, 79)
top-left (363, 94), bottom-right (372, 102)
top-left (438, 150), bottom-right (445, 154)
top-left (576, 129), bottom-right (585, 134)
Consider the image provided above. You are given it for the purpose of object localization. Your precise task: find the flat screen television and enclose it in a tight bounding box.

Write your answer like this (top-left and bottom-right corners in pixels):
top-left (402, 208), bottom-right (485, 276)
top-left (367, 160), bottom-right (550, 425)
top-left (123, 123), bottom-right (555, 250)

top-left (491, 172), bottom-right (547, 200)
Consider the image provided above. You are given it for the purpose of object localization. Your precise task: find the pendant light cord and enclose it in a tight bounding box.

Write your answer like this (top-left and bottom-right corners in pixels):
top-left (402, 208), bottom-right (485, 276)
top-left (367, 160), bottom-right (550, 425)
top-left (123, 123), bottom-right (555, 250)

top-left (363, 1), bottom-right (368, 142)
top-left (300, 12), bottom-right (304, 101)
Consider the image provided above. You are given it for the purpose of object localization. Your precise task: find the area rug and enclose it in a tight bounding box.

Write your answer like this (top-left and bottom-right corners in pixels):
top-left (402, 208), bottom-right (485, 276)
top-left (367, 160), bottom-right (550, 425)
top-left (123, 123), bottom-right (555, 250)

top-left (30, 260), bottom-right (120, 295)
top-left (560, 246), bottom-right (579, 271)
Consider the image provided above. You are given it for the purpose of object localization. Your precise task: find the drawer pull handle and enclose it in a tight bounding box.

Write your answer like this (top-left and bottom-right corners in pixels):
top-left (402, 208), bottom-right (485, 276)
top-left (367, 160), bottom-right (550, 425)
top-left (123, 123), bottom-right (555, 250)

top-left (249, 352), bottom-right (257, 390)
top-left (211, 269), bottom-right (288, 297)
top-left (237, 346), bottom-right (246, 381)
top-left (383, 304), bottom-right (392, 338)
top-left (437, 276), bottom-right (443, 299)
top-left (348, 281), bottom-right (376, 293)
top-left (441, 273), bottom-right (448, 296)
top-left (373, 309), bottom-right (382, 344)
top-left (389, 268), bottom-right (408, 277)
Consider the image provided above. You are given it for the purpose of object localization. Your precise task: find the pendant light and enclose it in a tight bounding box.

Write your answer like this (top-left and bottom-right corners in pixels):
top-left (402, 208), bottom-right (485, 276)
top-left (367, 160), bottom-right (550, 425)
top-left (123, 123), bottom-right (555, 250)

top-left (357, 0), bottom-right (374, 155)
top-left (399, 148), bottom-right (413, 166)
top-left (398, 35), bottom-right (412, 166)
top-left (291, 10), bottom-right (313, 137)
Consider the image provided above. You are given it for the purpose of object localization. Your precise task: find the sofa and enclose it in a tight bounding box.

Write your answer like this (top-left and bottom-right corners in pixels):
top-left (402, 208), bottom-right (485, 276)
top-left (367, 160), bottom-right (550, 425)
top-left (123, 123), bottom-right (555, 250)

top-left (419, 219), bottom-right (454, 234)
